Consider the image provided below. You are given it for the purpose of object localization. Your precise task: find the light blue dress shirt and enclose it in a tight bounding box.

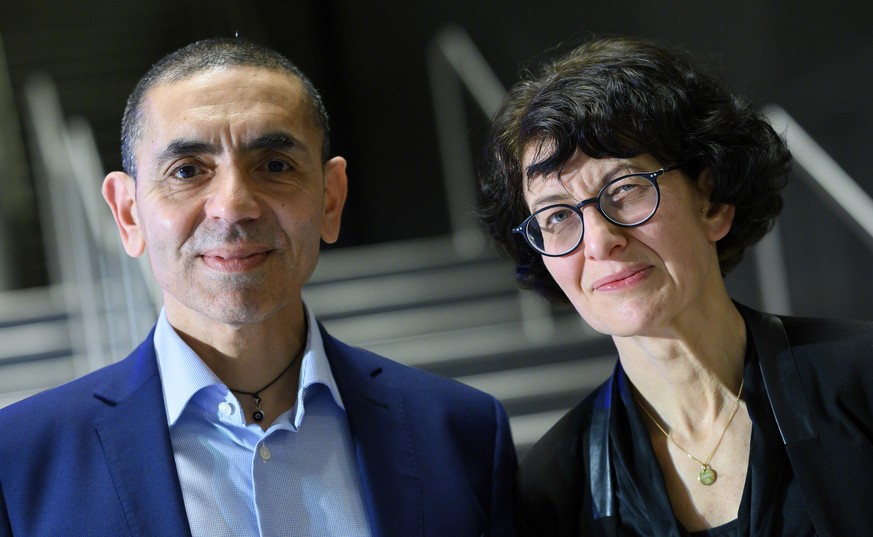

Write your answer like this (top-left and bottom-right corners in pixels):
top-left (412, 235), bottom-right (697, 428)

top-left (154, 307), bottom-right (372, 537)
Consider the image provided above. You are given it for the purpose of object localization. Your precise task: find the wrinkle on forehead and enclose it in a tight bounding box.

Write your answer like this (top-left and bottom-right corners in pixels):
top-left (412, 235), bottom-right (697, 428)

top-left (137, 68), bottom-right (320, 172)
top-left (522, 151), bottom-right (655, 210)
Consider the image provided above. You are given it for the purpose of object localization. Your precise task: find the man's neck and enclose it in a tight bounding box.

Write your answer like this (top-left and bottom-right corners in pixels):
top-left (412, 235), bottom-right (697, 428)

top-left (166, 301), bottom-right (308, 429)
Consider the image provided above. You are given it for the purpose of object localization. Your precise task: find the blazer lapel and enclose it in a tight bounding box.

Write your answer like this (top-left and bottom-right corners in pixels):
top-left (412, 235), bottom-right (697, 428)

top-left (92, 332), bottom-right (191, 537)
top-left (320, 325), bottom-right (423, 537)
top-left (739, 304), bottom-right (816, 443)
top-left (739, 303), bottom-right (873, 536)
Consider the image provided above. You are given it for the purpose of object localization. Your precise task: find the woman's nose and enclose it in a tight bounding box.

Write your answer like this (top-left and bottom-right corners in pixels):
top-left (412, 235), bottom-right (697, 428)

top-left (581, 207), bottom-right (627, 259)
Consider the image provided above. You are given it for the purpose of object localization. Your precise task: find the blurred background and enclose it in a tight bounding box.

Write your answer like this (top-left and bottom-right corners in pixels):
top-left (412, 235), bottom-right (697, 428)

top-left (1, 0), bottom-right (871, 452)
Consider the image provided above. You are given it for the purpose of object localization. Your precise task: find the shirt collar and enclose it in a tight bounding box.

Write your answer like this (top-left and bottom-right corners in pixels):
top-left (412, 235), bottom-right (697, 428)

top-left (154, 305), bottom-right (345, 428)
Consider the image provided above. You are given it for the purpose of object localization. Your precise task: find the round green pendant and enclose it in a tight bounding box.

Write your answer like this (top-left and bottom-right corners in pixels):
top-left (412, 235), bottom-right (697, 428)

top-left (698, 466), bottom-right (717, 486)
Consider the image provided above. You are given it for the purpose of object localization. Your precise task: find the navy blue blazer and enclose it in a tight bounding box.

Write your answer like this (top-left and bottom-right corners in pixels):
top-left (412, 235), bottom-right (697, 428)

top-left (0, 324), bottom-right (516, 536)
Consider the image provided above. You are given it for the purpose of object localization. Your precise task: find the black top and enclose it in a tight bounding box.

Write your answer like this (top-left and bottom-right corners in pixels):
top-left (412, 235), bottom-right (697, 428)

top-left (516, 305), bottom-right (873, 537)
top-left (609, 338), bottom-right (815, 536)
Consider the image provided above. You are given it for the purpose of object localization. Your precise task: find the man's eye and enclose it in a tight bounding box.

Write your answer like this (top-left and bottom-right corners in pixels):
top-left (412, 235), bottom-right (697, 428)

top-left (172, 164), bottom-right (199, 179)
top-left (265, 160), bottom-right (290, 173)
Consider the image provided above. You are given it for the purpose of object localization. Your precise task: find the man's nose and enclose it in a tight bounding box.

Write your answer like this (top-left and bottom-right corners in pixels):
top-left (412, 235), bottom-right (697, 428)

top-left (581, 206), bottom-right (627, 260)
top-left (204, 166), bottom-right (262, 222)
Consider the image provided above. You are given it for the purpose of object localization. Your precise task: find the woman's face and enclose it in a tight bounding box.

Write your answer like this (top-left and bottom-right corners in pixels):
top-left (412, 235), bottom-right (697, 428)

top-left (521, 150), bottom-right (734, 338)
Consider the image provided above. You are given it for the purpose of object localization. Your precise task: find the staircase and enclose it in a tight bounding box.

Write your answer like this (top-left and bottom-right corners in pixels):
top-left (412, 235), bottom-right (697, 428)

top-left (0, 286), bottom-right (73, 408)
top-left (306, 235), bottom-right (616, 451)
top-left (0, 235), bottom-right (616, 453)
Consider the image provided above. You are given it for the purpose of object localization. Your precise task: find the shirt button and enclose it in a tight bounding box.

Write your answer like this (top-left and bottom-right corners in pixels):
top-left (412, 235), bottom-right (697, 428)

top-left (218, 402), bottom-right (234, 418)
top-left (258, 443), bottom-right (272, 462)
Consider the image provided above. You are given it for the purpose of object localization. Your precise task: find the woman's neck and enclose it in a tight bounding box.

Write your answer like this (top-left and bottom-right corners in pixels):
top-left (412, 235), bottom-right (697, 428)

top-left (615, 298), bottom-right (746, 432)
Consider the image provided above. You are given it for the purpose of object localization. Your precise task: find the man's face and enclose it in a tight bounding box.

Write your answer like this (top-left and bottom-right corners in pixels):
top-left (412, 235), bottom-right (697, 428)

top-left (103, 66), bottom-right (346, 331)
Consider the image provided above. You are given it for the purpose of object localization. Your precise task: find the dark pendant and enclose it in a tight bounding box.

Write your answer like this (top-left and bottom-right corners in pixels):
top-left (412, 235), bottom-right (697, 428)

top-left (252, 396), bottom-right (264, 422)
top-left (698, 466), bottom-right (717, 486)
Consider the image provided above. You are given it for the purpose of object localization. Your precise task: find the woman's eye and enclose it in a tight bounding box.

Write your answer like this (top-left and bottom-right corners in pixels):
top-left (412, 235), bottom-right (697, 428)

top-left (549, 211), bottom-right (569, 224)
top-left (608, 183), bottom-right (638, 197)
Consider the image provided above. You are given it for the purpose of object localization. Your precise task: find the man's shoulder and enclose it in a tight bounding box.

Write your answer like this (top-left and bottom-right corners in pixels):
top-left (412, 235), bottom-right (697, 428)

top-left (0, 339), bottom-right (152, 428)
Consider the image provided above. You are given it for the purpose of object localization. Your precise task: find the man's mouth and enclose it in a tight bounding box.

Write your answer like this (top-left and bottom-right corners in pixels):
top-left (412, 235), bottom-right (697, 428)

top-left (200, 249), bottom-right (270, 272)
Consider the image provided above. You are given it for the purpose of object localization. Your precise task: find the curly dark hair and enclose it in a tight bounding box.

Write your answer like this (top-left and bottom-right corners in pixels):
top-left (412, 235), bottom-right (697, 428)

top-left (478, 36), bottom-right (792, 303)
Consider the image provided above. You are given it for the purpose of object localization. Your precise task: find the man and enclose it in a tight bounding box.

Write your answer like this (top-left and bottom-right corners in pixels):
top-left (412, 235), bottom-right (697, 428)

top-left (0, 38), bottom-right (516, 536)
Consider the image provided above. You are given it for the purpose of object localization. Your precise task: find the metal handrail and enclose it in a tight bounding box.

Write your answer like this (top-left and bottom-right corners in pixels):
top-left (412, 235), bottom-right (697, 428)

top-left (427, 25), bottom-right (507, 257)
top-left (0, 31), bottom-right (35, 291)
top-left (764, 105), bottom-right (873, 249)
top-left (426, 25), bottom-right (555, 332)
top-left (22, 73), bottom-right (157, 373)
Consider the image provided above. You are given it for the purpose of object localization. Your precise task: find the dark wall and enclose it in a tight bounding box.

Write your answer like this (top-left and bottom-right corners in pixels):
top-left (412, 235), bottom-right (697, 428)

top-left (2, 0), bottom-right (872, 317)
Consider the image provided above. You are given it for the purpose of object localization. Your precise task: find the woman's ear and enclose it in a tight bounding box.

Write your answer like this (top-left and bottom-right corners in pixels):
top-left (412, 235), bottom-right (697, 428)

top-left (696, 168), bottom-right (735, 242)
top-left (102, 171), bottom-right (146, 257)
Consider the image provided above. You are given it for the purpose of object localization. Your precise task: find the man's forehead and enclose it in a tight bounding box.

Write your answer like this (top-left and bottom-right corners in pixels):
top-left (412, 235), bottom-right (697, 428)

top-left (155, 64), bottom-right (303, 91)
top-left (144, 66), bottom-right (305, 109)
top-left (137, 67), bottom-right (317, 146)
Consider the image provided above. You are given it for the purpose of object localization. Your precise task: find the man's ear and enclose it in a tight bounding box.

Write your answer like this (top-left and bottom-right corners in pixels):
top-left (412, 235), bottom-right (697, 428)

top-left (697, 168), bottom-right (735, 242)
top-left (102, 171), bottom-right (145, 257)
top-left (320, 156), bottom-right (348, 244)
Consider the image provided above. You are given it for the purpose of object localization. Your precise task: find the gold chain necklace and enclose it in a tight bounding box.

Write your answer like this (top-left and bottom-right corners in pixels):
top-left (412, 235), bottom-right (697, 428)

top-left (635, 377), bottom-right (744, 486)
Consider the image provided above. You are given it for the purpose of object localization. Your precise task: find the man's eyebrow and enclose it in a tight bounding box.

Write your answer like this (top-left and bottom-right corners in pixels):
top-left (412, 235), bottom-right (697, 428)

top-left (156, 139), bottom-right (219, 163)
top-left (243, 132), bottom-right (306, 154)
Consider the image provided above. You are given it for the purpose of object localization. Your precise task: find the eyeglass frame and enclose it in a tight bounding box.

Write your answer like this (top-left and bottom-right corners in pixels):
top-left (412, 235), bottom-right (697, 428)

top-left (512, 163), bottom-right (687, 257)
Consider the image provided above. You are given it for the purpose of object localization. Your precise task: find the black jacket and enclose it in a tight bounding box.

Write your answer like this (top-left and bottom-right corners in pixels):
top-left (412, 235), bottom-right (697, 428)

top-left (516, 304), bottom-right (873, 537)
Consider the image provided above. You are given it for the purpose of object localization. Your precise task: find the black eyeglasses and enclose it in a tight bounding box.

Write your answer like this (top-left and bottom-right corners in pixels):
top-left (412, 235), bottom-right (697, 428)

top-left (513, 163), bottom-right (685, 257)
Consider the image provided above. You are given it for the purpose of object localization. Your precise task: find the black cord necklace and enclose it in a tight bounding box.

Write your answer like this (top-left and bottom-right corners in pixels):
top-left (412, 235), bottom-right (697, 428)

top-left (228, 351), bottom-right (302, 422)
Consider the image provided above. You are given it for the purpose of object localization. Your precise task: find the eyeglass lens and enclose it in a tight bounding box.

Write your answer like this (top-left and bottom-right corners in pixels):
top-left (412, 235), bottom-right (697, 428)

top-left (524, 173), bottom-right (659, 256)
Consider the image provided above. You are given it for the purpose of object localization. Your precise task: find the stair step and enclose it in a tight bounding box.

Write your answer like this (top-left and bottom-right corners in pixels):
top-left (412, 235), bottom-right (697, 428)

top-left (0, 354), bottom-right (75, 400)
top-left (353, 314), bottom-right (609, 372)
top-left (0, 285), bottom-right (66, 327)
top-left (304, 257), bottom-right (515, 319)
top-left (0, 317), bottom-right (71, 364)
top-left (319, 294), bottom-right (522, 344)
top-left (310, 235), bottom-right (493, 283)
top-left (456, 356), bottom-right (613, 405)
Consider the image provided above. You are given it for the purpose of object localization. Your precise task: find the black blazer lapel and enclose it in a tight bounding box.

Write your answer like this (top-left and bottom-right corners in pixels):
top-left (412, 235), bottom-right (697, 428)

top-left (320, 325), bottom-right (424, 537)
top-left (740, 304), bottom-right (817, 444)
top-left (93, 332), bottom-right (191, 537)
top-left (740, 303), bottom-right (873, 536)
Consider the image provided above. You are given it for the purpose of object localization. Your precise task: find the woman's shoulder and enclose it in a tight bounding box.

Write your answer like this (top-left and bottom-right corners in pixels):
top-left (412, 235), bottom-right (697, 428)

top-left (516, 378), bottom-right (613, 535)
top-left (740, 302), bottom-right (873, 369)
top-left (778, 313), bottom-right (873, 369)
top-left (780, 313), bottom-right (873, 343)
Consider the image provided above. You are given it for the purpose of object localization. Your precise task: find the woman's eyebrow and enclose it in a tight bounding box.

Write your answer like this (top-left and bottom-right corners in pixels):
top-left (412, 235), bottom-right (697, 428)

top-left (529, 192), bottom-right (575, 209)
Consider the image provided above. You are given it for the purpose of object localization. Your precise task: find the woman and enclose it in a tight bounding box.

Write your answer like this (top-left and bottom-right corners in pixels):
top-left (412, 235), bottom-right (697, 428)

top-left (478, 36), bottom-right (873, 536)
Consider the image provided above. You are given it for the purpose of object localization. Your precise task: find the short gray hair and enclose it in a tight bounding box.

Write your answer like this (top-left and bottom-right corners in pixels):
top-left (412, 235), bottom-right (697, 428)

top-left (120, 37), bottom-right (330, 178)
